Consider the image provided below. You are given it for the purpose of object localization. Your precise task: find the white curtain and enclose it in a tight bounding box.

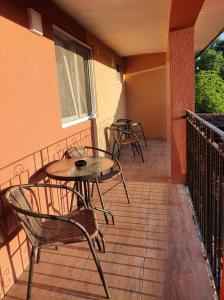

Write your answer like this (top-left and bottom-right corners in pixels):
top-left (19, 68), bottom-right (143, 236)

top-left (54, 31), bottom-right (92, 123)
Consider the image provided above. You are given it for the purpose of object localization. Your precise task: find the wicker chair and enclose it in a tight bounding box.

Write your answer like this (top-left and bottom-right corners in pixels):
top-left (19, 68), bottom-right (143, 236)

top-left (117, 118), bottom-right (147, 146)
top-left (62, 146), bottom-right (131, 223)
top-left (106, 125), bottom-right (144, 162)
top-left (4, 183), bottom-right (111, 300)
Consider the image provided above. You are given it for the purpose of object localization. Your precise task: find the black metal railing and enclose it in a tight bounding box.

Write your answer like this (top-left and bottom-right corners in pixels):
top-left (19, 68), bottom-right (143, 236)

top-left (186, 110), bottom-right (224, 296)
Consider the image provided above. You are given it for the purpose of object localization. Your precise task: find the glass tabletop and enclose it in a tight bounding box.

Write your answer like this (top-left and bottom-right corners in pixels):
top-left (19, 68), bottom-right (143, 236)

top-left (112, 121), bottom-right (129, 127)
top-left (46, 156), bottom-right (114, 181)
top-left (112, 120), bottom-right (140, 127)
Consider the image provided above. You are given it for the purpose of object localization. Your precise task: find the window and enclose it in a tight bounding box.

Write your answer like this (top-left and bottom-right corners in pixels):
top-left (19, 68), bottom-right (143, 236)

top-left (53, 29), bottom-right (95, 126)
top-left (116, 64), bottom-right (123, 83)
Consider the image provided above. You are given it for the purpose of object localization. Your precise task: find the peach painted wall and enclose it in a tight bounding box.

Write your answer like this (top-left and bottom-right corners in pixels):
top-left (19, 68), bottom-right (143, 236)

top-left (87, 34), bottom-right (126, 150)
top-left (166, 47), bottom-right (171, 143)
top-left (0, 0), bottom-right (126, 297)
top-left (124, 53), bottom-right (167, 140)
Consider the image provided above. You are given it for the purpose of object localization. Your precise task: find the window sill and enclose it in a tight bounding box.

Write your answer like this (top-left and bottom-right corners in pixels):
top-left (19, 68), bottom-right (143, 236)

top-left (62, 114), bottom-right (96, 129)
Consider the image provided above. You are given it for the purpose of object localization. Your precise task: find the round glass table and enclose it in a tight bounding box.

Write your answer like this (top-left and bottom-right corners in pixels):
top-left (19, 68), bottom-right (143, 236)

top-left (46, 156), bottom-right (114, 218)
top-left (46, 156), bottom-right (114, 181)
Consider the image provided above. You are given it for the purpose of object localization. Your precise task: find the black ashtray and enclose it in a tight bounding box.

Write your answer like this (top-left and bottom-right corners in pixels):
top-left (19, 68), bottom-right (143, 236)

top-left (75, 159), bottom-right (87, 167)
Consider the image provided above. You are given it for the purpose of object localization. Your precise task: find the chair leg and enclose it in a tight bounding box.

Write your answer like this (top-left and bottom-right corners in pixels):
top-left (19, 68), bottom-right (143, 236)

top-left (117, 145), bottom-right (120, 160)
top-left (137, 141), bottom-right (144, 162)
top-left (92, 238), bottom-right (96, 250)
top-left (90, 205), bottom-right (115, 225)
top-left (36, 247), bottom-right (41, 264)
top-left (121, 172), bottom-right (131, 204)
top-left (131, 143), bottom-right (136, 156)
top-left (95, 236), bottom-right (102, 252)
top-left (86, 236), bottom-right (111, 299)
top-left (140, 124), bottom-right (147, 146)
top-left (27, 245), bottom-right (37, 300)
top-left (96, 180), bottom-right (109, 224)
top-left (112, 142), bottom-right (116, 158)
top-left (69, 182), bottom-right (77, 212)
top-left (133, 142), bottom-right (139, 156)
top-left (98, 230), bottom-right (106, 253)
top-left (91, 182), bottom-right (95, 197)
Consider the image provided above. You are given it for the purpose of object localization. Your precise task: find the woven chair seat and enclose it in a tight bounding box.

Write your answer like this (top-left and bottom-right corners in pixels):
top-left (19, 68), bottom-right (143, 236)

top-left (119, 137), bottom-right (137, 145)
top-left (38, 209), bottom-right (98, 246)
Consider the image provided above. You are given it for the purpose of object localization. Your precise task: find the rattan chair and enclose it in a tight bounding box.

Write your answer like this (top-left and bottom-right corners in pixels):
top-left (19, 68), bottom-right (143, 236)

top-left (106, 125), bottom-right (144, 162)
top-left (4, 183), bottom-right (111, 300)
top-left (62, 146), bottom-right (131, 223)
top-left (117, 118), bottom-right (147, 146)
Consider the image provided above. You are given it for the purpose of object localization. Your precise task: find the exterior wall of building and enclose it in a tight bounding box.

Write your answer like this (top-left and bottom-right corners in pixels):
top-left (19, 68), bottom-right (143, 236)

top-left (124, 53), bottom-right (168, 140)
top-left (168, 0), bottom-right (205, 184)
top-left (0, 0), bottom-right (126, 297)
top-left (169, 27), bottom-right (194, 183)
top-left (87, 34), bottom-right (126, 150)
top-left (168, 27), bottom-right (195, 184)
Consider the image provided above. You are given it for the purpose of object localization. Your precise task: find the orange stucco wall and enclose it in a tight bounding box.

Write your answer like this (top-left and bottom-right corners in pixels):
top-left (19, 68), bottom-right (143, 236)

top-left (0, 1), bottom-right (126, 297)
top-left (168, 27), bottom-right (195, 184)
top-left (124, 53), bottom-right (167, 140)
top-left (87, 34), bottom-right (126, 150)
top-left (168, 0), bottom-right (205, 184)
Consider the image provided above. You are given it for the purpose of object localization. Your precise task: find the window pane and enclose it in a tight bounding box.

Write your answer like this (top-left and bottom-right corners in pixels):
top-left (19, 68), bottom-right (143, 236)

top-left (55, 37), bottom-right (78, 121)
top-left (54, 30), bottom-right (94, 124)
top-left (76, 49), bottom-right (88, 116)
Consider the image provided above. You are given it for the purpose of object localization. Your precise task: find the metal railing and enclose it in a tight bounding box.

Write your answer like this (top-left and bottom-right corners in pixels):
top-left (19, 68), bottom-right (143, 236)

top-left (186, 110), bottom-right (224, 296)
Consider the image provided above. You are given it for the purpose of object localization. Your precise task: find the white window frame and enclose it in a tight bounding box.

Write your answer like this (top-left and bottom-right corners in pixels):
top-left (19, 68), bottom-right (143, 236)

top-left (53, 25), bottom-right (96, 128)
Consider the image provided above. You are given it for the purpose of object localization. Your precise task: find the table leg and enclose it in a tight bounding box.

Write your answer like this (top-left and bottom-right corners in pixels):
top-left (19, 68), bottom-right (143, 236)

top-left (76, 181), bottom-right (86, 209)
top-left (83, 180), bottom-right (90, 207)
top-left (74, 180), bottom-right (115, 225)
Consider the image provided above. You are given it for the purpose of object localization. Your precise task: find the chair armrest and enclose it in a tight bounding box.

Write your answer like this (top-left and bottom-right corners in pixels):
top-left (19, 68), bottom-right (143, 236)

top-left (7, 183), bottom-right (88, 208)
top-left (85, 146), bottom-right (122, 171)
top-left (10, 205), bottom-right (92, 238)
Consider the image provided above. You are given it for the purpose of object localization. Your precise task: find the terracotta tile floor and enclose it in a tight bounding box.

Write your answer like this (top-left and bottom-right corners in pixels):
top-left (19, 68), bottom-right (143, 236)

top-left (4, 140), bottom-right (214, 300)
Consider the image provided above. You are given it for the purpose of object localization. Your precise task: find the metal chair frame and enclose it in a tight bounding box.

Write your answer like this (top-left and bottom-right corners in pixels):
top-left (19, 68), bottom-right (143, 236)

top-left (62, 146), bottom-right (131, 224)
top-left (107, 126), bottom-right (144, 162)
top-left (117, 118), bottom-right (147, 146)
top-left (4, 183), bottom-right (111, 300)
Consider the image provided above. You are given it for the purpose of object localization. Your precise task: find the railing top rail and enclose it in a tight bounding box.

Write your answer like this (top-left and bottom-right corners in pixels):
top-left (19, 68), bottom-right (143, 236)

top-left (186, 109), bottom-right (224, 140)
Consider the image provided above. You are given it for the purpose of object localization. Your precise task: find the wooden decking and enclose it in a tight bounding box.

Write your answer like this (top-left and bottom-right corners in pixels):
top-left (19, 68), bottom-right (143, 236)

top-left (4, 140), bottom-right (214, 300)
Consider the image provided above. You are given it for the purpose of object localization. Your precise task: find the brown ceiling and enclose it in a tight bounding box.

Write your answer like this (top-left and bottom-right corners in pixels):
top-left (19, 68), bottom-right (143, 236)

top-left (195, 0), bottom-right (224, 54)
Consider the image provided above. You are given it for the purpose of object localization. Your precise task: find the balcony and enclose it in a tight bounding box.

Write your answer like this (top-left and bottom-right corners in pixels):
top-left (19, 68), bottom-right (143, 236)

top-left (1, 0), bottom-right (224, 299)
top-left (3, 140), bottom-right (214, 300)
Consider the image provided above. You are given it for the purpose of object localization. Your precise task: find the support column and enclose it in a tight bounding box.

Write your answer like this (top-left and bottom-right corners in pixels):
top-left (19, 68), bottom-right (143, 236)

top-left (169, 27), bottom-right (195, 183)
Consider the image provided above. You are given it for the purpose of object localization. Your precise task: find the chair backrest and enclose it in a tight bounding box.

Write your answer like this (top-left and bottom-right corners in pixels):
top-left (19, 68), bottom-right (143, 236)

top-left (6, 186), bottom-right (42, 246)
top-left (64, 146), bottom-right (87, 159)
top-left (105, 126), bottom-right (121, 144)
top-left (117, 118), bottom-right (131, 123)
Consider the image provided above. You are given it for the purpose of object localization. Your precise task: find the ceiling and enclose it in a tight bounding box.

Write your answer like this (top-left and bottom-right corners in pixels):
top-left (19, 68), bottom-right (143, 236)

top-left (52, 0), bottom-right (171, 57)
top-left (52, 0), bottom-right (224, 57)
top-left (195, 0), bottom-right (224, 55)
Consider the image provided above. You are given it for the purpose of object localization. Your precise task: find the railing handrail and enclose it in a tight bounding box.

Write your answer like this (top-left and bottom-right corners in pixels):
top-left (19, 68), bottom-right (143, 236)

top-left (187, 109), bottom-right (224, 140)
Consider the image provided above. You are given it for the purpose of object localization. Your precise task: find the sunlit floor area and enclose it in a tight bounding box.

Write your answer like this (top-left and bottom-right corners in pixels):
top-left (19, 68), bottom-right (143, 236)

top-left (4, 140), bottom-right (213, 300)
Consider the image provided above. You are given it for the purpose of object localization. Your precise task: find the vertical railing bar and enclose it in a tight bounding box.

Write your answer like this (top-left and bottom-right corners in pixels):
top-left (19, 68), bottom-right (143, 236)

top-left (186, 111), bottom-right (224, 298)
